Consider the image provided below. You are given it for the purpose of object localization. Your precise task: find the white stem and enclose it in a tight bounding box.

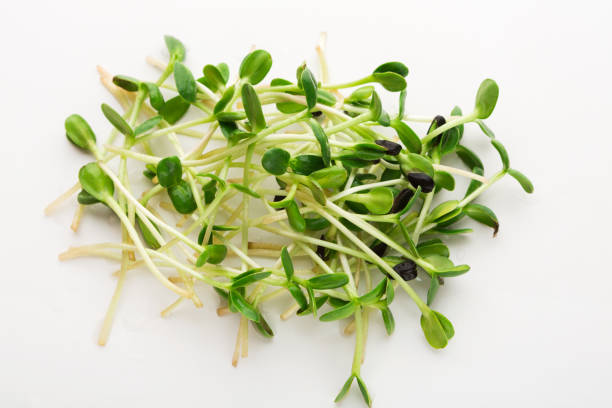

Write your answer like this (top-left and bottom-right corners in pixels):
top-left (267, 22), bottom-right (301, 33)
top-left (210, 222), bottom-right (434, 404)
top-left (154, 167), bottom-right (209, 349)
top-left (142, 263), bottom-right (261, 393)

top-left (433, 163), bottom-right (488, 183)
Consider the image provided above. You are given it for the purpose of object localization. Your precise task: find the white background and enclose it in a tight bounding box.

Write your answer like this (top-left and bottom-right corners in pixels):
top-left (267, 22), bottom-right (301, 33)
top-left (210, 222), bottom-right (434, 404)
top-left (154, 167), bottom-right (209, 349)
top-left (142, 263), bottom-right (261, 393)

top-left (1, 0), bottom-right (611, 407)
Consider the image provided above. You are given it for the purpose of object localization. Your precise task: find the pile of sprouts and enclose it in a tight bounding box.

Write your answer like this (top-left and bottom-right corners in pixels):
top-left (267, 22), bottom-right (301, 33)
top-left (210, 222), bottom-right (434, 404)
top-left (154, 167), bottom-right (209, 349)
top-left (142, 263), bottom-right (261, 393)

top-left (47, 34), bottom-right (533, 406)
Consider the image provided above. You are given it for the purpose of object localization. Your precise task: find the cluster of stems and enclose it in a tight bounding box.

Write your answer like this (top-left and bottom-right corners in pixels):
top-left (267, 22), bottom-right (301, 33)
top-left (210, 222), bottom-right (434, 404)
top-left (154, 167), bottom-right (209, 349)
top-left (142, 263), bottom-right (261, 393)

top-left (48, 33), bottom-right (532, 407)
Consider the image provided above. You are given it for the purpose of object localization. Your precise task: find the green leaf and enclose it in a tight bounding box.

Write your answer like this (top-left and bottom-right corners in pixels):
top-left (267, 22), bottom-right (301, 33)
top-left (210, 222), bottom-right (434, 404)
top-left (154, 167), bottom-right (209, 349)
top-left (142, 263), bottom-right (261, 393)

top-left (142, 82), bottom-right (165, 111)
top-left (420, 308), bottom-right (451, 348)
top-left (307, 273), bottom-right (349, 290)
top-left (286, 200), bottom-right (306, 232)
top-left (427, 274), bottom-right (440, 305)
top-left (167, 180), bottom-right (197, 214)
top-left (227, 131), bottom-right (255, 145)
top-left (450, 105), bottom-right (464, 138)
top-left (378, 110), bottom-right (391, 126)
top-left (306, 286), bottom-right (318, 317)
top-left (231, 270), bottom-right (271, 288)
top-left (433, 227), bottom-right (473, 235)
top-left (456, 145), bottom-right (484, 171)
top-left (101, 103), bottom-right (133, 138)
top-left (434, 211), bottom-right (463, 230)
top-left (136, 216), bottom-right (161, 249)
top-left (440, 127), bottom-right (460, 155)
top-left (156, 156), bottom-right (182, 188)
top-left (399, 153), bottom-right (434, 177)
top-left (435, 207), bottom-right (462, 224)
top-left (437, 264), bottom-right (470, 278)
top-left (491, 139), bottom-right (509, 170)
top-left (390, 119), bottom-right (421, 153)
top-left (380, 168), bottom-right (402, 182)
top-left (346, 86), bottom-right (374, 103)
top-left (159, 96), bottom-right (190, 124)
top-left (385, 278), bottom-right (395, 304)
top-left (297, 295), bottom-right (329, 316)
top-left (295, 63), bottom-right (306, 87)
top-left (345, 187), bottom-right (394, 215)
top-left (328, 297), bottom-right (349, 308)
top-left (239, 49), bottom-right (272, 85)
top-left (203, 182), bottom-right (217, 205)
top-left (143, 165), bottom-right (156, 181)
top-left (434, 171), bottom-right (455, 191)
top-left (202, 64), bottom-right (227, 92)
top-left (316, 89), bottom-right (336, 106)
top-left (334, 375), bottom-right (355, 403)
top-left (173, 62), bottom-right (197, 103)
top-left (276, 102), bottom-right (306, 113)
top-left (433, 310), bottom-right (455, 340)
top-left (424, 254), bottom-right (454, 271)
top-left (77, 189), bottom-right (100, 205)
top-left (338, 156), bottom-right (371, 169)
top-left (214, 85), bottom-right (235, 114)
top-left (309, 167), bottom-right (347, 189)
top-left (304, 216), bottom-right (330, 231)
top-left (261, 148), bottom-right (290, 175)
top-left (164, 35), bottom-right (185, 61)
top-left (417, 239), bottom-right (449, 258)
top-left (358, 278), bottom-right (387, 305)
top-left (214, 287), bottom-right (229, 301)
top-left (398, 89), bottom-right (407, 118)
top-left (381, 307), bottom-right (395, 335)
top-left (196, 226), bottom-right (210, 246)
top-left (241, 83), bottom-right (266, 132)
top-left (372, 71), bottom-right (407, 91)
top-left (196, 244), bottom-right (227, 266)
top-left (112, 75), bottom-right (140, 92)
top-left (289, 155), bottom-right (325, 175)
top-left (271, 77), bottom-right (293, 87)
top-left (65, 114), bottom-right (96, 151)
top-left (288, 283), bottom-right (307, 310)
top-left (229, 183), bottom-right (261, 198)
top-left (373, 61), bottom-right (409, 77)
top-left (308, 119), bottom-right (331, 167)
top-left (355, 375), bottom-right (372, 407)
top-left (252, 312), bottom-right (274, 338)
top-left (281, 247), bottom-right (294, 280)
top-left (134, 116), bottom-right (162, 136)
top-left (78, 162), bottom-right (114, 203)
top-left (508, 168), bottom-right (534, 193)
top-left (300, 68), bottom-right (318, 110)
top-left (229, 290), bottom-right (260, 322)
top-left (215, 111), bottom-right (246, 122)
top-left (476, 119), bottom-right (495, 138)
top-left (474, 78), bottom-right (499, 119)
top-left (464, 203), bottom-right (499, 236)
top-left (369, 91), bottom-right (382, 120)
top-left (319, 301), bottom-right (356, 322)
top-left (353, 143), bottom-right (387, 160)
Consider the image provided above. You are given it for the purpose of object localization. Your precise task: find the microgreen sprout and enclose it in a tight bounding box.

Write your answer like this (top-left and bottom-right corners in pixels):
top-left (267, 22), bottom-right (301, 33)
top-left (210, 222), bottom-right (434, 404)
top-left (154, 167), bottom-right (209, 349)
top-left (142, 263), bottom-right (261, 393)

top-left (49, 34), bottom-right (533, 406)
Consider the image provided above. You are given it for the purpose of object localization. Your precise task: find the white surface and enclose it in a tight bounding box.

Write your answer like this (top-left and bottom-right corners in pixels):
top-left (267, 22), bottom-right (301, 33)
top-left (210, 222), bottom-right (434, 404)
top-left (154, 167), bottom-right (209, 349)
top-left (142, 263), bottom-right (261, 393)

top-left (1, 1), bottom-right (611, 407)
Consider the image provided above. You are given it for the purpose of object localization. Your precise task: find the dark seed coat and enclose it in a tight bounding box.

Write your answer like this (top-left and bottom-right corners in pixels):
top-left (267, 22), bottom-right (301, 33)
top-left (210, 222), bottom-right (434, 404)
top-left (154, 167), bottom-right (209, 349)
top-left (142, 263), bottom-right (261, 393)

top-left (273, 195), bottom-right (285, 211)
top-left (371, 242), bottom-right (388, 257)
top-left (390, 188), bottom-right (415, 213)
top-left (375, 140), bottom-right (402, 156)
top-left (393, 260), bottom-right (417, 281)
top-left (407, 172), bottom-right (435, 193)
